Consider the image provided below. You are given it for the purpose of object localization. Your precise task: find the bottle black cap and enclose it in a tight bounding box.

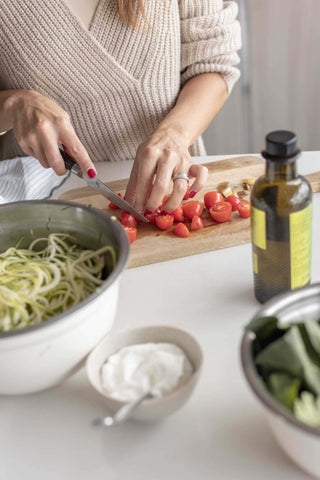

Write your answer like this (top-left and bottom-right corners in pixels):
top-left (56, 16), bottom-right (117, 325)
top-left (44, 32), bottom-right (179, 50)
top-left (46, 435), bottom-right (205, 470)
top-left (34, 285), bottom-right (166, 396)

top-left (262, 130), bottom-right (300, 161)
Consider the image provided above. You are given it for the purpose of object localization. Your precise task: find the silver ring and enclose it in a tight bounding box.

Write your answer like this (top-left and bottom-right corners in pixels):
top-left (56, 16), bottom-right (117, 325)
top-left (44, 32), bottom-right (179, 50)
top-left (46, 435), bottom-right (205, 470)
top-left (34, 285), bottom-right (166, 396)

top-left (172, 172), bottom-right (190, 183)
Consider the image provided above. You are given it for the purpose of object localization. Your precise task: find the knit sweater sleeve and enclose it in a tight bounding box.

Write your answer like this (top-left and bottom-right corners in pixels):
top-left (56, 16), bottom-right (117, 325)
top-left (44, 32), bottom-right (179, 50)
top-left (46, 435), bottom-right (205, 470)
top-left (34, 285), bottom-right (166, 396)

top-left (179, 0), bottom-right (242, 94)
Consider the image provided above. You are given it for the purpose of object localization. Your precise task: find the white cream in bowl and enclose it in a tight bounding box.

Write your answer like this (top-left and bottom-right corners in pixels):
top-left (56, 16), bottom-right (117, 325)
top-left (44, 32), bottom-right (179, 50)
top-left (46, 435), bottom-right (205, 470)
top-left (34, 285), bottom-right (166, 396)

top-left (100, 342), bottom-right (194, 402)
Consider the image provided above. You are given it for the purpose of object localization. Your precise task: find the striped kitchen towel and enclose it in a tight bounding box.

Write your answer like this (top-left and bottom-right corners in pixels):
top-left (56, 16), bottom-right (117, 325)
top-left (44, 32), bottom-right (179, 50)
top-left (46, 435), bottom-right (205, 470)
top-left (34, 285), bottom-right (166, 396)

top-left (0, 156), bottom-right (69, 203)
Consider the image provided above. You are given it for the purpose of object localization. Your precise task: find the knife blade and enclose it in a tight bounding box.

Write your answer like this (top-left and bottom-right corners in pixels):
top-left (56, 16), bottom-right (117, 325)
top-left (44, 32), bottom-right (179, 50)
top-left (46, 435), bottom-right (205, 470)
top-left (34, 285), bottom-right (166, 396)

top-left (60, 148), bottom-right (149, 223)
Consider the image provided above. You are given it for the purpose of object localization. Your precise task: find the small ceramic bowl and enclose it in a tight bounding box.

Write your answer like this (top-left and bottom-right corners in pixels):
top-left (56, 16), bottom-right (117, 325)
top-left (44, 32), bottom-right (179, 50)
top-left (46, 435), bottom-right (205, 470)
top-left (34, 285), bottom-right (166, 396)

top-left (86, 325), bottom-right (203, 421)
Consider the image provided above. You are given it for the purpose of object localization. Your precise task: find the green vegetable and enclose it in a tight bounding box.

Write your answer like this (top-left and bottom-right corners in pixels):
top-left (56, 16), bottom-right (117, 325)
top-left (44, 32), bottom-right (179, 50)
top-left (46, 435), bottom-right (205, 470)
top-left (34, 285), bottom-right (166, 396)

top-left (246, 315), bottom-right (288, 354)
top-left (246, 316), bottom-right (278, 338)
top-left (249, 315), bottom-right (320, 429)
top-left (294, 391), bottom-right (320, 428)
top-left (256, 326), bottom-right (320, 395)
top-left (0, 233), bottom-right (116, 332)
top-left (304, 319), bottom-right (320, 359)
top-left (267, 372), bottom-right (300, 410)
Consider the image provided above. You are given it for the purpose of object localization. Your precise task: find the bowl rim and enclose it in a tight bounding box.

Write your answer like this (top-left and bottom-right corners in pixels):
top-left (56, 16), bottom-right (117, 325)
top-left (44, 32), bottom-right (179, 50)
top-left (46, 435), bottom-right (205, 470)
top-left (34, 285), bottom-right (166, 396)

top-left (86, 324), bottom-right (204, 408)
top-left (0, 199), bottom-right (130, 339)
top-left (241, 282), bottom-right (320, 438)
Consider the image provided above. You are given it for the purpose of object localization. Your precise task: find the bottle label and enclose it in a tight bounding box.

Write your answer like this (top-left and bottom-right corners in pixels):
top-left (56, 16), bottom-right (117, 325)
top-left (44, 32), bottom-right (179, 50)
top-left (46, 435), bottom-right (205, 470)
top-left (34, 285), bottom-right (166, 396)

top-left (253, 252), bottom-right (258, 274)
top-left (252, 206), bottom-right (266, 250)
top-left (289, 203), bottom-right (312, 289)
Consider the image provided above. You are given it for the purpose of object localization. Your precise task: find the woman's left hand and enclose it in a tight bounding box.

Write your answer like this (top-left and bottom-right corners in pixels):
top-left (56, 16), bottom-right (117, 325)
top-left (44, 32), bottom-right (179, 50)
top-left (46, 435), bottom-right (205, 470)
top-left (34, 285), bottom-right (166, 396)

top-left (125, 128), bottom-right (208, 213)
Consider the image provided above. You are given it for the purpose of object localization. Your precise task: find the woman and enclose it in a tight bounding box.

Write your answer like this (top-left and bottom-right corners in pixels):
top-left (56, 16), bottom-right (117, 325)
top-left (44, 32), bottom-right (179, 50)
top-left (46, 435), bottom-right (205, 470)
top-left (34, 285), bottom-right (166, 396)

top-left (0, 0), bottom-right (241, 213)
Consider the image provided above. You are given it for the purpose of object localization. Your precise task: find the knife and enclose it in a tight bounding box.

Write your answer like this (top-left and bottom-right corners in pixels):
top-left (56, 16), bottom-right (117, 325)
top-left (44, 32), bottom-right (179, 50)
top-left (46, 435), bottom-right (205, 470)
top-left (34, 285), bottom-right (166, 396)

top-left (60, 148), bottom-right (149, 223)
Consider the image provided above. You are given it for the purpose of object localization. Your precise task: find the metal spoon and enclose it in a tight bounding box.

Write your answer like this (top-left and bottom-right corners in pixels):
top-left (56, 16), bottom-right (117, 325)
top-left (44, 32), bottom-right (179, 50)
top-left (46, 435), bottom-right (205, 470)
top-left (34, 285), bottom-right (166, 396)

top-left (93, 391), bottom-right (154, 427)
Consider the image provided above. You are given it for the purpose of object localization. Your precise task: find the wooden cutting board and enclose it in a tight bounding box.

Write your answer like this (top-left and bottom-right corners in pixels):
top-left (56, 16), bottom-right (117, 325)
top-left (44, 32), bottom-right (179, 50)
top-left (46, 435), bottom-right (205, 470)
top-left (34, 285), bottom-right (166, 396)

top-left (60, 156), bottom-right (320, 268)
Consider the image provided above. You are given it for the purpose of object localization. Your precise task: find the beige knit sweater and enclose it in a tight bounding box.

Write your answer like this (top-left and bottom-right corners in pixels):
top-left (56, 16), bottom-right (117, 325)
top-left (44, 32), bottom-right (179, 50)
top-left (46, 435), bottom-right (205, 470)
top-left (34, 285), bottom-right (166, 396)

top-left (0, 0), bottom-right (241, 162)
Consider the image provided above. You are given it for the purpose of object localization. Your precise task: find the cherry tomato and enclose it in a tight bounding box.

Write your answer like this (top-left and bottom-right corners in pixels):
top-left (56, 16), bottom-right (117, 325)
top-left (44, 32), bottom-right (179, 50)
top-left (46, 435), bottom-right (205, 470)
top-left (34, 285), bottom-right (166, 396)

top-left (119, 211), bottom-right (138, 229)
top-left (172, 204), bottom-right (185, 223)
top-left (238, 201), bottom-right (251, 218)
top-left (124, 227), bottom-right (137, 244)
top-left (182, 201), bottom-right (204, 220)
top-left (191, 215), bottom-right (205, 231)
top-left (144, 211), bottom-right (157, 223)
top-left (225, 194), bottom-right (241, 211)
top-left (204, 191), bottom-right (223, 210)
top-left (183, 185), bottom-right (190, 200)
top-left (108, 193), bottom-right (123, 209)
top-left (155, 214), bottom-right (174, 230)
top-left (209, 201), bottom-right (232, 223)
top-left (173, 222), bottom-right (190, 238)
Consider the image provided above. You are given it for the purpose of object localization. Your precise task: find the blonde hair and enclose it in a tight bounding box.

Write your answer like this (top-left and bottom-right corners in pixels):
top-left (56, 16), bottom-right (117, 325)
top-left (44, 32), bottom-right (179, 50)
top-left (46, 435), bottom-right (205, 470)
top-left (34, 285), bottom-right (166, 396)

top-left (117, 0), bottom-right (145, 26)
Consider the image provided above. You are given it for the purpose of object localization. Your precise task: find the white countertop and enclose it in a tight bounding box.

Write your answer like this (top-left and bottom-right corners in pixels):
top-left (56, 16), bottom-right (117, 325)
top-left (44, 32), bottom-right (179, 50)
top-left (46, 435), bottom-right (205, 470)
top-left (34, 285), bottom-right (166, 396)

top-left (1, 152), bottom-right (319, 480)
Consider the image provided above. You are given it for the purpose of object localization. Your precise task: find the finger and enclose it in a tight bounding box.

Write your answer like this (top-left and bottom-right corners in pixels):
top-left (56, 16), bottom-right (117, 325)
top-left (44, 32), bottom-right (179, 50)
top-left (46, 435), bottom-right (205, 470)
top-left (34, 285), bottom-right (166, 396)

top-left (39, 131), bottom-right (67, 176)
top-left (134, 150), bottom-right (157, 212)
top-left (163, 176), bottom-right (189, 212)
top-left (145, 155), bottom-right (176, 212)
top-left (29, 145), bottom-right (50, 169)
top-left (187, 164), bottom-right (209, 197)
top-left (59, 130), bottom-right (96, 178)
top-left (125, 164), bottom-right (138, 206)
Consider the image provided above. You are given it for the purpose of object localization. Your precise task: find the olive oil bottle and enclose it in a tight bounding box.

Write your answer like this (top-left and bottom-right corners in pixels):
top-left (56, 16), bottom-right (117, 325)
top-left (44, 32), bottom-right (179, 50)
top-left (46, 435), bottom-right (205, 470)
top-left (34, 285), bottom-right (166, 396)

top-left (251, 131), bottom-right (312, 303)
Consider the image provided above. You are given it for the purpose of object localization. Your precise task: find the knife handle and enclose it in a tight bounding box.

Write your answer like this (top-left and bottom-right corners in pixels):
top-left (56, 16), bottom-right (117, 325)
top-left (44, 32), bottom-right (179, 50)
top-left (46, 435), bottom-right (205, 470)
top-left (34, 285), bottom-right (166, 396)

top-left (59, 148), bottom-right (77, 170)
top-left (59, 148), bottom-right (82, 177)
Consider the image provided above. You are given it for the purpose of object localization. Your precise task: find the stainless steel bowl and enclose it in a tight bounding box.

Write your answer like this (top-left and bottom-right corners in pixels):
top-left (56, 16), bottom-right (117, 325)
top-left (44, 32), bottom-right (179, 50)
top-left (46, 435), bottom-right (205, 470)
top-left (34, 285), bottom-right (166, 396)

top-left (241, 283), bottom-right (320, 477)
top-left (0, 200), bottom-right (130, 394)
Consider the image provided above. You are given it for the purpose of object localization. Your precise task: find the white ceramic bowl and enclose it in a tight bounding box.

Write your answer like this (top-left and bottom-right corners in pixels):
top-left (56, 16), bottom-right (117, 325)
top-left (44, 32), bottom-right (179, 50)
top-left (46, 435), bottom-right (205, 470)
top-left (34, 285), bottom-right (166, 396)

top-left (86, 325), bottom-right (203, 421)
top-left (0, 200), bottom-right (129, 395)
top-left (241, 283), bottom-right (320, 479)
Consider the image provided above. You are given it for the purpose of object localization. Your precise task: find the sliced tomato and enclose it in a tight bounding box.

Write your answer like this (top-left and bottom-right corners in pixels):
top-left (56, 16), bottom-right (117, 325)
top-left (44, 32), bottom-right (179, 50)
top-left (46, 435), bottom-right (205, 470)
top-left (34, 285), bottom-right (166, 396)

top-left (204, 191), bottom-right (223, 210)
top-left (191, 215), bottom-right (205, 231)
top-left (144, 211), bottom-right (157, 224)
top-left (155, 214), bottom-right (174, 231)
top-left (173, 222), bottom-right (190, 238)
top-left (119, 211), bottom-right (138, 229)
top-left (183, 185), bottom-right (190, 200)
top-left (108, 193), bottom-right (123, 209)
top-left (225, 194), bottom-right (241, 211)
top-left (172, 204), bottom-right (185, 223)
top-left (124, 227), bottom-right (137, 244)
top-left (238, 201), bottom-right (251, 218)
top-left (209, 201), bottom-right (232, 223)
top-left (182, 201), bottom-right (204, 220)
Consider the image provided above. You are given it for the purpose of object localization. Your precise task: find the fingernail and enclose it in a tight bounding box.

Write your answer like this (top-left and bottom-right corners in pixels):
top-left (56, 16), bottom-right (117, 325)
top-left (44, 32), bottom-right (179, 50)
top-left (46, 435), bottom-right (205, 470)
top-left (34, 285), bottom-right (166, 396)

top-left (189, 191), bottom-right (197, 198)
top-left (87, 169), bottom-right (96, 179)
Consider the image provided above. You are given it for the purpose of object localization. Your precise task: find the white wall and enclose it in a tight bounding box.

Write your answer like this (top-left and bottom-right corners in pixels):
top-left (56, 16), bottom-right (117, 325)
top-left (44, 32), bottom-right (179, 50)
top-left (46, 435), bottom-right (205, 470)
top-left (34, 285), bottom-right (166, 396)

top-left (203, 0), bottom-right (320, 155)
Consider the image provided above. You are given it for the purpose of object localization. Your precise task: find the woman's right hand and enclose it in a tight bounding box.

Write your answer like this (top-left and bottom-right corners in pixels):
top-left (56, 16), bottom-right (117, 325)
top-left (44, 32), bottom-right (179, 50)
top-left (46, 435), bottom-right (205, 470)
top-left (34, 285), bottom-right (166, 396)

top-left (6, 89), bottom-right (96, 177)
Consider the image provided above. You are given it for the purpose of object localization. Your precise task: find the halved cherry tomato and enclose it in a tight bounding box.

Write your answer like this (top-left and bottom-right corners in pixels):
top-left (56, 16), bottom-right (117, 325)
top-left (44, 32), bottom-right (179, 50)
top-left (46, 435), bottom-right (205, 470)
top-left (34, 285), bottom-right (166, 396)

top-left (238, 201), bottom-right (251, 218)
top-left (119, 211), bottom-right (138, 229)
top-left (182, 201), bottom-right (204, 220)
top-left (172, 204), bottom-right (185, 223)
top-left (209, 201), bottom-right (232, 223)
top-left (191, 215), bottom-right (205, 231)
top-left (155, 214), bottom-right (174, 230)
top-left (225, 194), bottom-right (241, 211)
top-left (144, 211), bottom-right (157, 224)
top-left (183, 185), bottom-right (190, 200)
top-left (124, 227), bottom-right (137, 244)
top-left (108, 193), bottom-right (123, 209)
top-left (173, 222), bottom-right (190, 238)
top-left (204, 191), bottom-right (223, 210)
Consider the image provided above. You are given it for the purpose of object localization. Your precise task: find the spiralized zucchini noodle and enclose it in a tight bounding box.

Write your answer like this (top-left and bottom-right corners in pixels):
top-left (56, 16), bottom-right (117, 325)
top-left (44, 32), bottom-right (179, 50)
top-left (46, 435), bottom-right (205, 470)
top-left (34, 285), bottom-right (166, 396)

top-left (0, 233), bottom-right (116, 332)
